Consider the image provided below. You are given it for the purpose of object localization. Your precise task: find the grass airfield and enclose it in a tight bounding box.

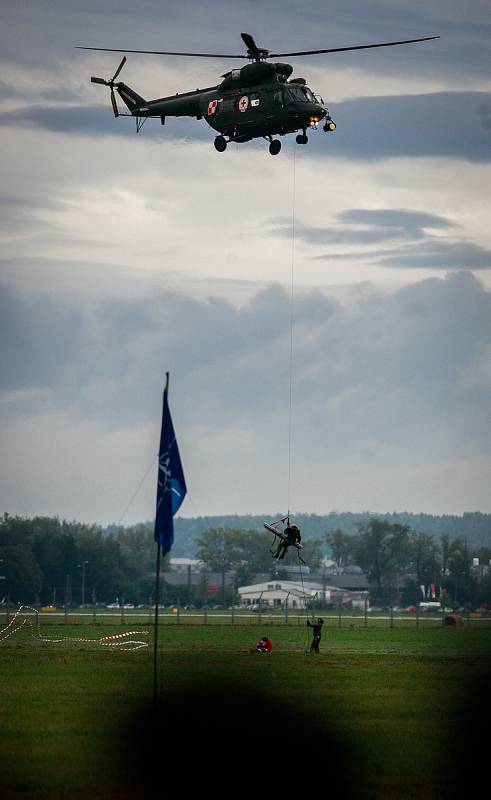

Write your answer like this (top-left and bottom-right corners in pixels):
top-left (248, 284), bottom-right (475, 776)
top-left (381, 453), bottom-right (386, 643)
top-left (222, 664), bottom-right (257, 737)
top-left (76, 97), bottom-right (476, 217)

top-left (1, 622), bottom-right (490, 800)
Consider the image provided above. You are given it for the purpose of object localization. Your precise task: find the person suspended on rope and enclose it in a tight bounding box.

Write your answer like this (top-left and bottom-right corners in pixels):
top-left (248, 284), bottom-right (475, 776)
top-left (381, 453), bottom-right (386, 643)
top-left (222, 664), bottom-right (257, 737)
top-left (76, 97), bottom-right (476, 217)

top-left (274, 522), bottom-right (301, 560)
top-left (250, 636), bottom-right (273, 653)
top-left (307, 617), bottom-right (324, 653)
top-left (264, 517), bottom-right (304, 561)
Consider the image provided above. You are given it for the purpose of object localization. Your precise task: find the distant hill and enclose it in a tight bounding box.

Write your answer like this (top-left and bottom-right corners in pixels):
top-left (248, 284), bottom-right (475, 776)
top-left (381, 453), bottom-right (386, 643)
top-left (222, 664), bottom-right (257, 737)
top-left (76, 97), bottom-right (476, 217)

top-left (121, 511), bottom-right (491, 557)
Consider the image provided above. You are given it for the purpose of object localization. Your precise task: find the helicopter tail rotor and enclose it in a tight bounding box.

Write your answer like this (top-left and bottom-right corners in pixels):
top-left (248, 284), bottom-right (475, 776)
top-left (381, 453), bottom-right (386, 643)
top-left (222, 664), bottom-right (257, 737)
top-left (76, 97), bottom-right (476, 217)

top-left (110, 88), bottom-right (119, 117)
top-left (90, 56), bottom-right (127, 117)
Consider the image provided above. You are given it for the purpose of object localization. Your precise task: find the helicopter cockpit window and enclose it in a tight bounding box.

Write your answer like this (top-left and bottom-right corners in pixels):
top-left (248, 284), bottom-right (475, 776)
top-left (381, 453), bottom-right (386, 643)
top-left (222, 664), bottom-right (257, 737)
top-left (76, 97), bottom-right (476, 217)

top-left (284, 84), bottom-right (314, 104)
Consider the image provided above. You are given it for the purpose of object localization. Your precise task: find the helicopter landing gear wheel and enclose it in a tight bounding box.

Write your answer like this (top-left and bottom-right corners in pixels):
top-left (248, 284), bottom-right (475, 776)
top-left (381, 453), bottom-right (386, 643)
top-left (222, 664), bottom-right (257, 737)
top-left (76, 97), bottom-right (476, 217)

top-left (269, 139), bottom-right (281, 156)
top-left (214, 135), bottom-right (227, 152)
top-left (296, 133), bottom-right (308, 145)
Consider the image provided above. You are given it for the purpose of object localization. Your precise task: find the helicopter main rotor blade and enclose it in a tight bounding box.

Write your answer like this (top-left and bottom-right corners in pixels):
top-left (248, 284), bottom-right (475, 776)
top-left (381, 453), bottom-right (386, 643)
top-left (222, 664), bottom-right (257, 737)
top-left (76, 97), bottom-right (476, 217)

top-left (76, 46), bottom-right (247, 59)
top-left (240, 32), bottom-right (268, 59)
top-left (77, 34), bottom-right (439, 62)
top-left (269, 36), bottom-right (440, 58)
top-left (91, 76), bottom-right (108, 85)
top-left (241, 32), bottom-right (258, 52)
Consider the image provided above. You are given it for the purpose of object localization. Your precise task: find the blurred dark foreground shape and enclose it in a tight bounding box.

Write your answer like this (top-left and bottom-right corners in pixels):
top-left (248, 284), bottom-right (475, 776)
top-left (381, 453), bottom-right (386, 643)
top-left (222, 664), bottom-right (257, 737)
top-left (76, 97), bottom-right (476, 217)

top-left (121, 678), bottom-right (359, 798)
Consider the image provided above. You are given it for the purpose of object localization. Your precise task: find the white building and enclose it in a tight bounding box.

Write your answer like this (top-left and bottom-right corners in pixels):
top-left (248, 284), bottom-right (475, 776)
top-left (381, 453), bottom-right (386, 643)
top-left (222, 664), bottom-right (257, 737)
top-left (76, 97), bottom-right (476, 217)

top-left (239, 580), bottom-right (320, 609)
top-left (169, 558), bottom-right (203, 573)
top-left (238, 579), bottom-right (369, 609)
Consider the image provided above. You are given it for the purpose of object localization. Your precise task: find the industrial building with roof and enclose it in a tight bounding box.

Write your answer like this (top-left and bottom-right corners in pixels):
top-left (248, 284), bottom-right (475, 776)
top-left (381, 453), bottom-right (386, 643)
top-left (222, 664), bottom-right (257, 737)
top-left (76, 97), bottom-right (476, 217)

top-left (238, 579), bottom-right (369, 609)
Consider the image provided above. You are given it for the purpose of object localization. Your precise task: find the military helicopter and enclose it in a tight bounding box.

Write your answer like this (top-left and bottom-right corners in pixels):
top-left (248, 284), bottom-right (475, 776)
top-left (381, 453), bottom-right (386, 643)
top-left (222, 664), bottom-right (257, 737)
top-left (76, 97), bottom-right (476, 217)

top-left (79, 32), bottom-right (439, 155)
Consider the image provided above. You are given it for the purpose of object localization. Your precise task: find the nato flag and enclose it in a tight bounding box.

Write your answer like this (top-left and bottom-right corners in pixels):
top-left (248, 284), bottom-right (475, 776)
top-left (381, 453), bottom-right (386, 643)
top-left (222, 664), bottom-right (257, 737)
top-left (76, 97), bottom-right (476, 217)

top-left (154, 378), bottom-right (187, 554)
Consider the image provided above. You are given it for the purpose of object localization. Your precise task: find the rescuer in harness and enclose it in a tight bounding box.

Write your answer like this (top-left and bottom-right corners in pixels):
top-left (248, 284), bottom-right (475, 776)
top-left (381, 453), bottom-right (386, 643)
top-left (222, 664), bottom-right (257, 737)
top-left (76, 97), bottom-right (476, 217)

top-left (272, 522), bottom-right (301, 560)
top-left (263, 517), bottom-right (304, 562)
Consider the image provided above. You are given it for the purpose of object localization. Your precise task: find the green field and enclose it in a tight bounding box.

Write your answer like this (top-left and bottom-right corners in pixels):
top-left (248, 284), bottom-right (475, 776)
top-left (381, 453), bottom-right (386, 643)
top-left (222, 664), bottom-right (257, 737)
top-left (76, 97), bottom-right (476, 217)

top-left (1, 622), bottom-right (490, 800)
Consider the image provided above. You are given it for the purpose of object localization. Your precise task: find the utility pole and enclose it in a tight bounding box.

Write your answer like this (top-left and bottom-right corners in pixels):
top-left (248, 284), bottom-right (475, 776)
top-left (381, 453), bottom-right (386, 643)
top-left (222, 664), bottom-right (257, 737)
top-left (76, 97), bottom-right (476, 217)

top-left (77, 561), bottom-right (89, 606)
top-left (187, 563), bottom-right (192, 607)
top-left (0, 560), bottom-right (5, 618)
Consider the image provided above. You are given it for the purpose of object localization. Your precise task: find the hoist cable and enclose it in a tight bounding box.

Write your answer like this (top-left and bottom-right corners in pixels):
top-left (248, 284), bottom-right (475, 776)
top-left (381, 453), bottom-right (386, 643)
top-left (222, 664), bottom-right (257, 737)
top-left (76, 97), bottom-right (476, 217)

top-left (287, 147), bottom-right (296, 519)
top-left (117, 455), bottom-right (158, 526)
top-left (296, 549), bottom-right (311, 651)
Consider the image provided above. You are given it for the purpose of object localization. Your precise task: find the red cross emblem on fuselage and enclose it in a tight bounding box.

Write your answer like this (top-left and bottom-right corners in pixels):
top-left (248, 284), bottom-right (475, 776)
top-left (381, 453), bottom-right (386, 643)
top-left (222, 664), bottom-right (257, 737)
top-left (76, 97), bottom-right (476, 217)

top-left (238, 96), bottom-right (249, 112)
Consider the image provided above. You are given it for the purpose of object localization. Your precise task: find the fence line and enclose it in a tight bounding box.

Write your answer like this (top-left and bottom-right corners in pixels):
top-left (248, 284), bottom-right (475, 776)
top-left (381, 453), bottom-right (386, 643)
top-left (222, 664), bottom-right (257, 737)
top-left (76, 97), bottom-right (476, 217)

top-left (1, 605), bottom-right (490, 629)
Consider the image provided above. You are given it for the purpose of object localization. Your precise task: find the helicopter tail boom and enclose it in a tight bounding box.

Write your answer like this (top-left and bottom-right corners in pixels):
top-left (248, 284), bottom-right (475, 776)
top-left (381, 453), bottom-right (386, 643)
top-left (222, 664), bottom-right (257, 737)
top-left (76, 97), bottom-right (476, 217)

top-left (116, 82), bottom-right (147, 112)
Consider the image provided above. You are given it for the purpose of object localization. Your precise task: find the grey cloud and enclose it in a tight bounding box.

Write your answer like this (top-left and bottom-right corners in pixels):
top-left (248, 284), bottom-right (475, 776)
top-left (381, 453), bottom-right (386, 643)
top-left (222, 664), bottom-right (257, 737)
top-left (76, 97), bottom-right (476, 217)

top-left (1, 92), bottom-right (489, 163)
top-left (339, 209), bottom-right (453, 232)
top-left (314, 240), bottom-right (491, 271)
top-left (1, 271), bottom-right (489, 446)
top-left (272, 208), bottom-right (456, 247)
top-left (0, 79), bottom-right (81, 105)
top-left (2, 268), bottom-right (490, 518)
top-left (270, 207), bottom-right (491, 272)
top-left (0, 282), bottom-right (88, 393)
top-left (1, 0), bottom-right (487, 79)
top-left (311, 92), bottom-right (491, 162)
top-left (375, 240), bottom-right (491, 270)
top-left (0, 104), bottom-right (207, 141)
top-left (0, 196), bottom-right (64, 236)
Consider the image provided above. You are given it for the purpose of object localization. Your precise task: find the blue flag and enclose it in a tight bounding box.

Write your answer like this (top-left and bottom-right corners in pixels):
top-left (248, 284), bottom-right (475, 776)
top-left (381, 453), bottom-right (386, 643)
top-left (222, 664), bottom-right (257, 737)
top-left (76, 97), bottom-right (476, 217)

top-left (154, 379), bottom-right (187, 553)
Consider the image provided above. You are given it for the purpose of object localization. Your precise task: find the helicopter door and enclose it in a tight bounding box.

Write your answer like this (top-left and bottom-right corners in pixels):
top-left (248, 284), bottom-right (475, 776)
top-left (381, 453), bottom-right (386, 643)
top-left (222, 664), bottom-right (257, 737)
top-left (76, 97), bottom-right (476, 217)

top-left (219, 97), bottom-right (235, 114)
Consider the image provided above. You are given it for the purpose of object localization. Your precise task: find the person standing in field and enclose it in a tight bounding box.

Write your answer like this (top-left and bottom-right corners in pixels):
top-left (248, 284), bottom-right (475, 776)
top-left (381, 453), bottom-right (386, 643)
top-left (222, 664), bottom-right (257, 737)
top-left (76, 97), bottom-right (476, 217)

top-left (307, 617), bottom-right (324, 653)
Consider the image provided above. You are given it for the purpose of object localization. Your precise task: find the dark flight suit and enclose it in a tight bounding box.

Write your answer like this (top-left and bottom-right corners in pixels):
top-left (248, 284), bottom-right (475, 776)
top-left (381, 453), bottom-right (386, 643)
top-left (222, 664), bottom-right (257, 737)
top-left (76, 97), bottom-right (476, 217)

top-left (273, 526), bottom-right (301, 559)
top-left (307, 618), bottom-right (324, 652)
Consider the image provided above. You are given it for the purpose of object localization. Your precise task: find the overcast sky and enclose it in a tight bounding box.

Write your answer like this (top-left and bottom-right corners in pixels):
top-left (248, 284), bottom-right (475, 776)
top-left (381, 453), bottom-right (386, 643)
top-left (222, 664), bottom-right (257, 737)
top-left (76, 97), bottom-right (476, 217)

top-left (1, 1), bottom-right (490, 525)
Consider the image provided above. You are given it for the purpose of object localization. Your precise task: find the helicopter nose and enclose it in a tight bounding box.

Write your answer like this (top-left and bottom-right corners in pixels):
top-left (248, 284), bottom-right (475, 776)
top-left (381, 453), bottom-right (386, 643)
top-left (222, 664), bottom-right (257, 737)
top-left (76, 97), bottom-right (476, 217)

top-left (306, 105), bottom-right (327, 127)
top-left (312, 105), bottom-right (327, 121)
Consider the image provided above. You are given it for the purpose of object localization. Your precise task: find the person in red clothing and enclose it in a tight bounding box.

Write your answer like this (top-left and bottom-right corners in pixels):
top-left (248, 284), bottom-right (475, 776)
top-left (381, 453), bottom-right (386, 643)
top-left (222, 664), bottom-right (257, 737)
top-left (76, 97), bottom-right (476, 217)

top-left (250, 636), bottom-right (272, 653)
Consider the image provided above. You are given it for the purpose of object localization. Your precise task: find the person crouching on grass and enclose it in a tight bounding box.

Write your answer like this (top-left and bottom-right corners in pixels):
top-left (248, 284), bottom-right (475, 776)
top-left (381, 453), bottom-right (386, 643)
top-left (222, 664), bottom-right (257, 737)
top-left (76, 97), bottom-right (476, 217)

top-left (250, 636), bottom-right (273, 653)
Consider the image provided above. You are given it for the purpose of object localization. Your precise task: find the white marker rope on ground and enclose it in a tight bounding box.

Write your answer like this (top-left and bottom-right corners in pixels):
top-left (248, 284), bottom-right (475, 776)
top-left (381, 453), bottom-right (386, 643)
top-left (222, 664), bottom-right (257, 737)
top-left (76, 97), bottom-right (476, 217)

top-left (0, 605), bottom-right (149, 650)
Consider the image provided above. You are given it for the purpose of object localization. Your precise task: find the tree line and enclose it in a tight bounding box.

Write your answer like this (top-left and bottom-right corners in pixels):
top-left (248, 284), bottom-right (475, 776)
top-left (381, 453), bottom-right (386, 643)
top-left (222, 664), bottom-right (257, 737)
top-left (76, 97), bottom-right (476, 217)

top-left (326, 518), bottom-right (491, 608)
top-left (166, 511), bottom-right (491, 556)
top-left (1, 513), bottom-right (490, 608)
top-left (0, 514), bottom-right (156, 607)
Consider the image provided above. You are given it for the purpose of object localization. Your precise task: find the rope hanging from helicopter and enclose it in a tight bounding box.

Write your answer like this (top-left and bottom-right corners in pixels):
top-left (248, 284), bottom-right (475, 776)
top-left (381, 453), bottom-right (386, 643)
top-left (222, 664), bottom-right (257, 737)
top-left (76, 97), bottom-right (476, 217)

top-left (287, 146), bottom-right (296, 522)
top-left (264, 148), bottom-right (303, 562)
top-left (281, 151), bottom-right (321, 636)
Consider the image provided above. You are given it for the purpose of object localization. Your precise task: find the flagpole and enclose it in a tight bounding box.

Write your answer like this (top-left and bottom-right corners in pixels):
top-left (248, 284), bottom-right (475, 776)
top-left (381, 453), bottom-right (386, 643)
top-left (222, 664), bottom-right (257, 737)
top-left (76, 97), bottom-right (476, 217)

top-left (153, 540), bottom-right (161, 705)
top-left (153, 371), bottom-right (169, 706)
